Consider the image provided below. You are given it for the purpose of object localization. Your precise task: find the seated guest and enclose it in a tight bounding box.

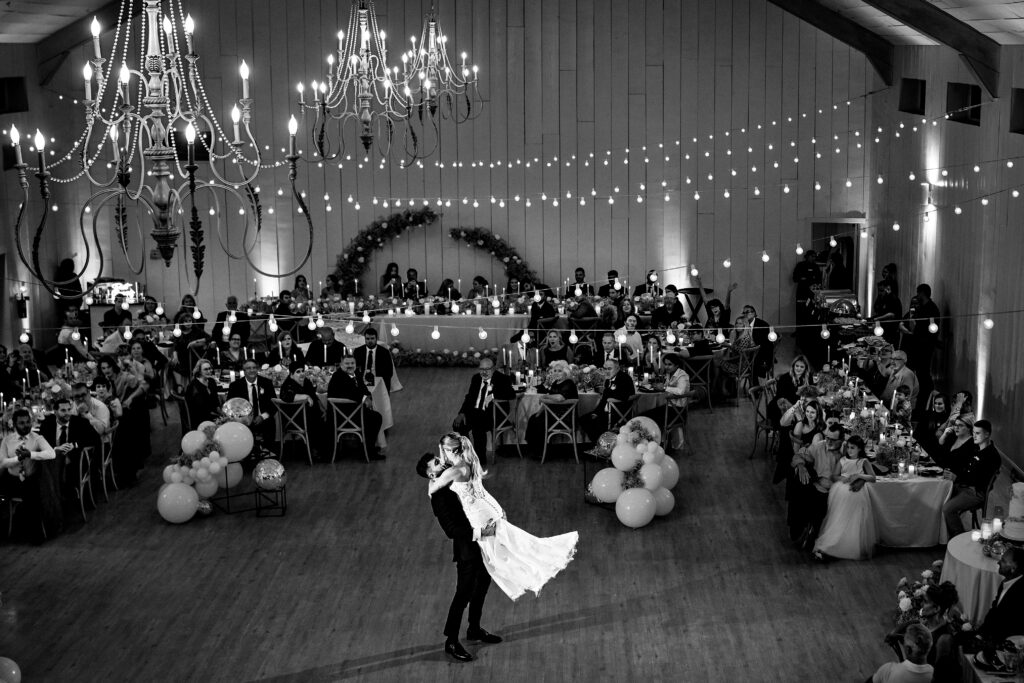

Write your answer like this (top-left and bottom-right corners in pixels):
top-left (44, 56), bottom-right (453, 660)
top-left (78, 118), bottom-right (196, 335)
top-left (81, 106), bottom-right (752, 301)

top-left (216, 333), bottom-right (246, 371)
top-left (571, 267), bottom-right (594, 296)
top-left (868, 623), bottom-right (933, 683)
top-left (174, 293), bottom-right (206, 325)
top-left (452, 357), bottom-right (515, 465)
top-left (651, 286), bottom-right (685, 329)
top-left (173, 315), bottom-right (212, 369)
top-left (435, 278), bottom-right (462, 302)
top-left (568, 295), bottom-right (598, 323)
top-left (273, 290), bottom-right (297, 337)
top-left (102, 294), bottom-right (134, 330)
top-left (632, 269), bottom-right (663, 298)
top-left (353, 328), bottom-right (395, 391)
top-left (641, 353), bottom-right (696, 436)
top-left (291, 275), bottom-right (313, 305)
top-left (506, 333), bottom-right (533, 369)
top-left (279, 362), bottom-right (325, 451)
top-left (226, 359), bottom-right (277, 446)
top-left (92, 378), bottom-right (123, 420)
top-left (869, 280), bottom-right (902, 346)
top-left (581, 358), bottom-right (635, 441)
top-left (404, 268), bottom-right (427, 300)
top-left (17, 335), bottom-right (50, 382)
top-left (184, 359), bottom-right (222, 426)
top-left (935, 390), bottom-right (974, 438)
top-left (788, 423), bottom-right (844, 547)
top-left (0, 408), bottom-right (56, 542)
top-left (719, 314), bottom-right (759, 381)
top-left (780, 398), bottom-right (826, 456)
top-left (213, 295), bottom-right (251, 345)
top-left (525, 360), bottom-right (579, 451)
top-left (0, 345), bottom-right (25, 399)
top-left (597, 332), bottom-right (633, 366)
top-left (614, 298), bottom-right (639, 329)
top-left (131, 328), bottom-right (168, 374)
top-left (596, 269), bottom-right (620, 298)
top-left (38, 396), bottom-right (100, 494)
top-left (306, 326), bottom-right (347, 367)
top-left (527, 288), bottom-right (558, 337)
top-left (327, 355), bottom-right (383, 456)
top-left (466, 275), bottom-right (490, 302)
top-left (267, 331), bottom-right (305, 368)
top-left (739, 304), bottom-right (773, 377)
top-left (507, 275), bottom-right (522, 295)
top-left (137, 295), bottom-right (170, 333)
top-left (322, 273), bottom-right (343, 298)
top-left (879, 350), bottom-right (919, 406)
top-left (975, 547), bottom-right (1024, 646)
top-left (934, 413), bottom-right (977, 463)
top-left (614, 315), bottom-right (644, 357)
top-left (640, 336), bottom-right (663, 373)
top-left (914, 391), bottom-right (948, 453)
top-left (125, 340), bottom-right (156, 388)
top-left (539, 330), bottom-right (573, 367)
top-left (889, 385), bottom-right (913, 428)
top-left (771, 355), bottom-right (814, 425)
top-left (812, 435), bottom-right (877, 560)
top-left (694, 274), bottom-right (736, 326)
top-left (885, 582), bottom-right (960, 665)
top-left (941, 419), bottom-right (1001, 537)
top-left (379, 262), bottom-right (402, 295)
top-left (70, 382), bottom-right (110, 436)
top-left (56, 308), bottom-right (92, 362)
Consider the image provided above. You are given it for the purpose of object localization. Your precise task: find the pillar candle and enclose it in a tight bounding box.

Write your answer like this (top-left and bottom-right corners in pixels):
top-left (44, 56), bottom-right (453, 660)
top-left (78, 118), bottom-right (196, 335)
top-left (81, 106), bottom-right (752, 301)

top-left (278, 340), bottom-right (283, 357)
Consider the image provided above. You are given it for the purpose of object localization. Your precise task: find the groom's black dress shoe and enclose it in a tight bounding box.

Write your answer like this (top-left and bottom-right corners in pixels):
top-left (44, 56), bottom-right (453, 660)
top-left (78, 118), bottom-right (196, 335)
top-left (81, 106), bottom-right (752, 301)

top-left (466, 628), bottom-right (503, 644)
top-left (444, 640), bottom-right (474, 662)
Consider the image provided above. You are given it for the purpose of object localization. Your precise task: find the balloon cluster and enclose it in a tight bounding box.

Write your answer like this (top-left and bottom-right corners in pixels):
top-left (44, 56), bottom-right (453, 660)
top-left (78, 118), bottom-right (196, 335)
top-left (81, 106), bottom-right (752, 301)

top-left (0, 656), bottom-right (21, 683)
top-left (589, 417), bottom-right (680, 529)
top-left (156, 418), bottom-right (255, 524)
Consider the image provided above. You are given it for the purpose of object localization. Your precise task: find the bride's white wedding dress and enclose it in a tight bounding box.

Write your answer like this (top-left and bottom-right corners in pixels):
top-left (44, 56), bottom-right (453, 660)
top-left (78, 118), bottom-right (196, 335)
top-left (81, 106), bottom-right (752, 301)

top-left (813, 455), bottom-right (877, 560)
top-left (450, 480), bottom-right (578, 601)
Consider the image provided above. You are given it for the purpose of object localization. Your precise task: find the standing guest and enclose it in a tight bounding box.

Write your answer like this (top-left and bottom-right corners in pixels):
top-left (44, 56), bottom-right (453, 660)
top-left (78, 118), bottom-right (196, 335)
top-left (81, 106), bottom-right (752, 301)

top-left (184, 359), bottom-right (221, 425)
top-left (975, 547), bottom-right (1024, 645)
top-left (632, 269), bottom-right (663, 298)
top-left (868, 624), bottom-right (934, 683)
top-left (614, 315), bottom-right (644, 358)
top-left (57, 308), bottom-right (93, 362)
top-left (0, 345), bottom-right (25, 400)
top-left (452, 358), bottom-right (515, 465)
top-left (651, 286), bottom-right (686, 329)
top-left (267, 331), bottom-right (305, 368)
top-left (126, 340), bottom-right (156, 386)
top-left (380, 262), bottom-right (402, 295)
top-left (174, 293), bottom-right (206, 325)
top-left (598, 332), bottom-right (633, 366)
top-left (92, 378), bottom-right (123, 420)
top-left (404, 268), bottom-right (427, 299)
top-left (273, 290), bottom-right (297, 337)
top-left (788, 423), bottom-right (845, 548)
top-left (307, 326), bottom-right (347, 368)
top-left (99, 355), bottom-right (149, 482)
top-left (38, 396), bottom-right (100, 493)
top-left (54, 258), bottom-right (83, 299)
top-left (792, 250), bottom-right (821, 328)
top-left (539, 330), bottom-right (573, 367)
top-left (881, 262), bottom-right (900, 300)
top-left (226, 359), bottom-right (277, 446)
top-left (581, 358), bottom-right (635, 441)
top-left (879, 350), bottom-right (919, 406)
top-left (869, 281), bottom-right (902, 346)
top-left (571, 267), bottom-right (594, 296)
top-left (0, 408), bottom-right (56, 542)
top-left (353, 328), bottom-right (395, 391)
top-left (904, 283), bottom-right (940, 410)
top-left (596, 270), bottom-right (620, 298)
top-left (940, 419), bottom-right (1001, 537)
top-left (71, 382), bottom-right (110, 436)
top-left (138, 295), bottom-right (170, 333)
top-left (823, 251), bottom-right (851, 289)
top-left (525, 360), bottom-right (579, 451)
top-left (327, 356), bottom-right (384, 456)
top-left (213, 295), bottom-right (251, 345)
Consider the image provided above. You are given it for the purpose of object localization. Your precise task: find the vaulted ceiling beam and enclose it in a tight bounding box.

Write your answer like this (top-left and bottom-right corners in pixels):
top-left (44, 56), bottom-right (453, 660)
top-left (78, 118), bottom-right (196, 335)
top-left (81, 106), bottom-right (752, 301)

top-left (861, 0), bottom-right (1001, 97)
top-left (767, 0), bottom-right (894, 86)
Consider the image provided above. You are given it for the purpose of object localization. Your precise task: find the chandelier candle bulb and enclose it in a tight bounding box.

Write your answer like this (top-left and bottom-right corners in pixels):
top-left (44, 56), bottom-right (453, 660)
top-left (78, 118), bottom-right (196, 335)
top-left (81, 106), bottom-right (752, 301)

top-left (34, 130), bottom-right (46, 172)
top-left (91, 17), bottom-right (102, 59)
top-left (9, 126), bottom-right (22, 166)
top-left (239, 60), bottom-right (249, 99)
top-left (288, 116), bottom-right (298, 155)
top-left (231, 106), bottom-right (241, 142)
top-left (83, 63), bottom-right (93, 101)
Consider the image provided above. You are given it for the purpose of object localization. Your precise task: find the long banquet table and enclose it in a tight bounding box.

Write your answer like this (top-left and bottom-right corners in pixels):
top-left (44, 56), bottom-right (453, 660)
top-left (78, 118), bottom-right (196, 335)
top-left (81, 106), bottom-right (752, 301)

top-left (866, 475), bottom-right (953, 547)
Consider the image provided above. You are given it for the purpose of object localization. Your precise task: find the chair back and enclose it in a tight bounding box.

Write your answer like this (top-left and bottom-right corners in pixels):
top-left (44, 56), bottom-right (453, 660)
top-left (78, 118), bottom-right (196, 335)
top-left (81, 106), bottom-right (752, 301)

top-left (607, 395), bottom-right (639, 431)
top-left (683, 355), bottom-right (715, 411)
top-left (736, 345), bottom-right (761, 392)
top-left (326, 398), bottom-right (368, 463)
top-left (490, 398), bottom-right (522, 458)
top-left (746, 379), bottom-right (778, 460)
top-left (540, 398), bottom-right (580, 463)
top-left (174, 395), bottom-right (194, 435)
top-left (272, 399), bottom-right (308, 437)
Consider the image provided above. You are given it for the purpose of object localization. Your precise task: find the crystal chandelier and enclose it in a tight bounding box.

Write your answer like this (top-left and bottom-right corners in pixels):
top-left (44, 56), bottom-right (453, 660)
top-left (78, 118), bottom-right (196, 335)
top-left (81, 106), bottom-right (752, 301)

top-left (6, 0), bottom-right (314, 300)
top-left (300, 0), bottom-right (482, 164)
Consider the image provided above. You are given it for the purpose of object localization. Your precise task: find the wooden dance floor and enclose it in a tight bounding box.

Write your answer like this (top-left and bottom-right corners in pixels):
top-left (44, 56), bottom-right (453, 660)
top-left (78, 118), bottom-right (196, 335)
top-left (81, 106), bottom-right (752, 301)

top-left (2, 367), bottom-right (944, 681)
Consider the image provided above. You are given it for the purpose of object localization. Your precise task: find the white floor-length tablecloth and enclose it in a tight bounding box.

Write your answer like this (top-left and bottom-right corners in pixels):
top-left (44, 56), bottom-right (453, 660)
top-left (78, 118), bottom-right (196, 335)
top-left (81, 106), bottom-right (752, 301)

top-left (942, 532), bottom-right (1003, 623)
top-left (866, 476), bottom-right (953, 547)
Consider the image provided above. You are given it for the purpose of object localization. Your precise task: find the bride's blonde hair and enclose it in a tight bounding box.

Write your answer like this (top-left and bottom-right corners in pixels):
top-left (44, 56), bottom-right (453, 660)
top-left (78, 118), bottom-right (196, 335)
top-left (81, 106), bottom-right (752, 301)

top-left (439, 432), bottom-right (487, 482)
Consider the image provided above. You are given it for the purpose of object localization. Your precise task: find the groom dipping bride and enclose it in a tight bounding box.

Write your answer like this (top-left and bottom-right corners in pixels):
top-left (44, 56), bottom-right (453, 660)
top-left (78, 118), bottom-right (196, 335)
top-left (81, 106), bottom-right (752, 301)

top-left (416, 433), bottom-right (579, 663)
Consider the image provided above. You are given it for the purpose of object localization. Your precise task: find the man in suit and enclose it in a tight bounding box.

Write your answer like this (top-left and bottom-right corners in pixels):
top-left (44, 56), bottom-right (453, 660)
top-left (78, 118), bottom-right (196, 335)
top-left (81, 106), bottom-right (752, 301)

top-left (416, 451), bottom-right (500, 663)
top-left (879, 350), bottom-right (920, 407)
top-left (214, 295), bottom-right (251, 346)
top-left (38, 396), bottom-right (101, 492)
top-left (226, 359), bottom-right (277, 447)
top-left (581, 357), bottom-right (636, 441)
top-left (327, 355), bottom-right (383, 455)
top-left (452, 358), bottom-right (515, 466)
top-left (741, 304), bottom-right (774, 378)
top-left (596, 269), bottom-right (620, 299)
top-left (598, 333), bottom-right (633, 366)
top-left (571, 267), bottom-right (594, 296)
top-left (307, 326), bottom-right (347, 368)
top-left (352, 328), bottom-right (394, 391)
top-left (977, 546), bottom-right (1024, 646)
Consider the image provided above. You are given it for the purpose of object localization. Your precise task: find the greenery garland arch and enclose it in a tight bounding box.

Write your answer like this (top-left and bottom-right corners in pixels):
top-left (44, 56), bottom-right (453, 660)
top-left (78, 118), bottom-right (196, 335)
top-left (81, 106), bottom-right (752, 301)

top-left (448, 227), bottom-right (539, 285)
top-left (332, 207), bottom-right (440, 292)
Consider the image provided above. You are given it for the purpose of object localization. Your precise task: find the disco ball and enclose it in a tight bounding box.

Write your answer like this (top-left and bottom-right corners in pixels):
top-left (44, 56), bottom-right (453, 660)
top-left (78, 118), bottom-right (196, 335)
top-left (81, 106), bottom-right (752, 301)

top-left (222, 397), bottom-right (253, 424)
top-left (829, 299), bottom-right (856, 316)
top-left (253, 459), bottom-right (287, 491)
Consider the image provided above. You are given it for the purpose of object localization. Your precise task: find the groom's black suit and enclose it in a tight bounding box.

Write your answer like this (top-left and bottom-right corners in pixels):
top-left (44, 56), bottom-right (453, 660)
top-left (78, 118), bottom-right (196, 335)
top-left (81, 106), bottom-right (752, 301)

top-left (430, 485), bottom-right (491, 639)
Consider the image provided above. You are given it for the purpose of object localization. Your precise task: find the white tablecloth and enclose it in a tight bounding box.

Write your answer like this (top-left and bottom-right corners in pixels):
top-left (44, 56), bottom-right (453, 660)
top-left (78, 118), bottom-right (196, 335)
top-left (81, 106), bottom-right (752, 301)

top-left (514, 391), bottom-right (668, 438)
top-left (866, 476), bottom-right (953, 547)
top-left (942, 532), bottom-right (1003, 624)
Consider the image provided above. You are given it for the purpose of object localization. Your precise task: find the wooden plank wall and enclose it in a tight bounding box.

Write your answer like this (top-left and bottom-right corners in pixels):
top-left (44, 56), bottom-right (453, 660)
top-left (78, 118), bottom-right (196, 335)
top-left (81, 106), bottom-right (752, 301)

top-left (1, 0), bottom-right (877, 336)
top-left (867, 45), bottom-right (1024, 468)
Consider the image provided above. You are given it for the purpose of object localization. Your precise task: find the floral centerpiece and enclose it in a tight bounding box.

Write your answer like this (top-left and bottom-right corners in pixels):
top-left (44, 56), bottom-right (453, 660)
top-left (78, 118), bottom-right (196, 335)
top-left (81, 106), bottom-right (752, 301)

top-left (303, 366), bottom-right (334, 393)
top-left (812, 363), bottom-right (845, 396)
top-left (258, 365), bottom-right (290, 388)
top-left (635, 293), bottom-right (657, 314)
top-left (576, 365), bottom-right (607, 393)
top-left (55, 361), bottom-right (98, 386)
top-left (892, 560), bottom-right (972, 633)
top-left (846, 415), bottom-right (880, 442)
top-left (389, 342), bottom-right (498, 368)
top-left (874, 439), bottom-right (918, 472)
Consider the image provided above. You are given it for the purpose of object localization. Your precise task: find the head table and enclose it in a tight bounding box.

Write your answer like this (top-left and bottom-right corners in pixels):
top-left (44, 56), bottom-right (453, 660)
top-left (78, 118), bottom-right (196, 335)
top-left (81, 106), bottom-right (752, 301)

top-left (866, 476), bottom-right (953, 547)
top-left (331, 314), bottom-right (531, 353)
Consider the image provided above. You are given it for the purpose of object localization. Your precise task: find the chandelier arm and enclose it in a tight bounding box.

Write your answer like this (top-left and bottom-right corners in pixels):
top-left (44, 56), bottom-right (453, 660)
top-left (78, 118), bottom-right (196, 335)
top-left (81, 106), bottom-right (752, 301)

top-left (186, 161), bottom-right (205, 290)
top-left (113, 190), bottom-right (148, 276)
top-left (240, 163), bottom-right (312, 278)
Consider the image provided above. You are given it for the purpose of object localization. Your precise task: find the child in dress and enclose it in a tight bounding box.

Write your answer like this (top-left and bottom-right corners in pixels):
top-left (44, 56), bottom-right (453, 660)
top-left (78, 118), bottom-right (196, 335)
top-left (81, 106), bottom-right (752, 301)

top-left (428, 433), bottom-right (578, 600)
top-left (813, 435), bottom-right (877, 560)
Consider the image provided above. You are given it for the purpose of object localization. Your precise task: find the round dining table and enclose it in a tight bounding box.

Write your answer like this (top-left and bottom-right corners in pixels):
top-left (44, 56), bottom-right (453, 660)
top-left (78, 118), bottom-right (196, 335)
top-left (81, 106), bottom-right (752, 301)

top-left (942, 531), bottom-right (1004, 624)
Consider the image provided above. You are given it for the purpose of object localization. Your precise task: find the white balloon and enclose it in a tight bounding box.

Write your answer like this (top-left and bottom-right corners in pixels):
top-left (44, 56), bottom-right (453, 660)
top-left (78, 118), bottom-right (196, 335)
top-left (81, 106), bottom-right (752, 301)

top-left (660, 456), bottom-right (680, 489)
top-left (653, 487), bottom-right (675, 516)
top-left (639, 463), bottom-right (663, 490)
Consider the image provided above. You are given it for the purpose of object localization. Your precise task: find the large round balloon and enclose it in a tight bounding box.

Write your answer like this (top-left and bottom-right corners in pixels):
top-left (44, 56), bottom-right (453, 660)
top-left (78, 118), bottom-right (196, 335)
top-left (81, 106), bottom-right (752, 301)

top-left (157, 482), bottom-right (199, 524)
top-left (639, 463), bottom-right (663, 490)
top-left (615, 488), bottom-right (657, 528)
top-left (194, 477), bottom-right (219, 498)
top-left (611, 443), bottom-right (641, 471)
top-left (253, 459), bottom-right (287, 491)
top-left (590, 468), bottom-right (625, 503)
top-left (214, 422), bottom-right (254, 462)
top-left (216, 462), bottom-right (244, 489)
top-left (653, 487), bottom-right (676, 516)
top-left (660, 455), bottom-right (680, 489)
top-left (625, 416), bottom-right (661, 444)
top-left (0, 657), bottom-right (21, 683)
top-left (222, 397), bottom-right (254, 424)
top-left (180, 430), bottom-right (208, 457)
top-left (596, 432), bottom-right (618, 457)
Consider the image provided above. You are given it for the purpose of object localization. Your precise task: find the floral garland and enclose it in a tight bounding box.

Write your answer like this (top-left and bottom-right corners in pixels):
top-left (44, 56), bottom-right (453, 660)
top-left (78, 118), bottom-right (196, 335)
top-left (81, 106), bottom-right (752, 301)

top-left (333, 208), bottom-right (441, 294)
top-left (448, 227), bottom-right (539, 285)
top-left (390, 342), bottom-right (500, 367)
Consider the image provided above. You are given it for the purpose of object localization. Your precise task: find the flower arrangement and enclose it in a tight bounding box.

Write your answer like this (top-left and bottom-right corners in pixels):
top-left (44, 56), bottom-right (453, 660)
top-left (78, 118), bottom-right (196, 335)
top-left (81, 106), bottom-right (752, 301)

top-left (55, 361), bottom-right (98, 386)
top-left (576, 365), bottom-right (607, 393)
top-left (302, 366), bottom-right (334, 393)
top-left (874, 439), bottom-right (918, 471)
top-left (389, 342), bottom-right (499, 368)
top-left (333, 208), bottom-right (440, 294)
top-left (846, 416), bottom-right (880, 443)
top-left (258, 365), bottom-right (290, 388)
top-left (813, 364), bottom-right (845, 396)
top-left (820, 388), bottom-right (858, 416)
top-left (893, 560), bottom-right (971, 633)
top-left (449, 227), bottom-right (538, 284)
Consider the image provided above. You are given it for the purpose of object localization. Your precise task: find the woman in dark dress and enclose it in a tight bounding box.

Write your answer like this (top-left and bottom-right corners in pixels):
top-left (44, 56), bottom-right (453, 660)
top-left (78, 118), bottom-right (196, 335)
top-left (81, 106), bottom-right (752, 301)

top-left (279, 362), bottom-right (325, 449)
top-left (527, 288), bottom-right (558, 340)
top-left (267, 331), bottom-right (305, 368)
top-left (914, 391), bottom-right (948, 455)
top-left (525, 360), bottom-right (579, 451)
top-left (539, 330), bottom-right (573, 367)
top-left (184, 358), bottom-right (222, 426)
top-left (380, 262), bottom-right (403, 296)
top-left (770, 355), bottom-right (814, 425)
top-left (174, 293), bottom-right (207, 325)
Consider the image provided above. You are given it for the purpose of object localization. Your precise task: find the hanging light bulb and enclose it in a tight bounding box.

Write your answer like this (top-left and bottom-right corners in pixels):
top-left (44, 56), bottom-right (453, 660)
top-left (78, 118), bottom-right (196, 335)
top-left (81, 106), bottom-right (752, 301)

top-left (723, 258), bottom-right (732, 268)
top-left (954, 206), bottom-right (962, 215)
top-left (390, 323), bottom-right (400, 337)
top-left (19, 330), bottom-right (30, 344)
top-left (928, 319), bottom-right (938, 334)
top-left (767, 327), bottom-right (778, 343)
top-left (829, 236), bottom-right (837, 248)
top-left (431, 326), bottom-right (441, 340)
top-left (574, 286), bottom-right (583, 297)
top-left (123, 325), bottom-right (132, 340)
top-left (316, 314), bottom-right (325, 328)
top-left (761, 251), bottom-right (770, 263)
top-left (616, 332), bottom-right (627, 344)
top-left (820, 324), bottom-right (831, 340)
top-left (715, 331), bottom-right (726, 344)
top-left (222, 324), bottom-right (232, 337)
top-left (690, 265), bottom-right (699, 277)
top-left (983, 318), bottom-right (994, 330)
top-left (268, 316), bottom-right (278, 333)
top-left (665, 329), bottom-right (677, 345)
top-left (568, 330), bottom-right (579, 344)
top-left (860, 227), bottom-right (868, 239)
top-left (71, 328), bottom-right (81, 342)
top-left (227, 311), bottom-right (237, 324)
top-left (451, 302), bottom-right (460, 314)
top-left (795, 243), bottom-right (804, 255)
top-left (172, 324), bottom-right (182, 338)
top-left (192, 308), bottom-right (202, 320)
top-left (307, 317), bottom-right (317, 331)
top-left (478, 327), bottom-right (488, 340)
top-left (492, 297), bottom-right (501, 309)
top-left (85, 295), bottom-right (95, 306)
top-left (362, 311), bottom-right (371, 323)
top-left (345, 321), bottom-right (355, 334)
top-left (892, 222), bottom-right (900, 232)
top-left (613, 278), bottom-right (622, 291)
top-left (533, 291), bottom-right (542, 303)
top-left (873, 323), bottom-right (884, 337)
top-left (521, 330), bottom-right (531, 344)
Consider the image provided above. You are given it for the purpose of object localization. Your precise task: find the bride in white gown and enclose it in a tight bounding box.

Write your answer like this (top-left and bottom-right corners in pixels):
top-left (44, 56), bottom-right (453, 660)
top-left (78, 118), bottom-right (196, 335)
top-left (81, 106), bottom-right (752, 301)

top-left (813, 435), bottom-right (878, 560)
top-left (428, 433), bottom-right (578, 601)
